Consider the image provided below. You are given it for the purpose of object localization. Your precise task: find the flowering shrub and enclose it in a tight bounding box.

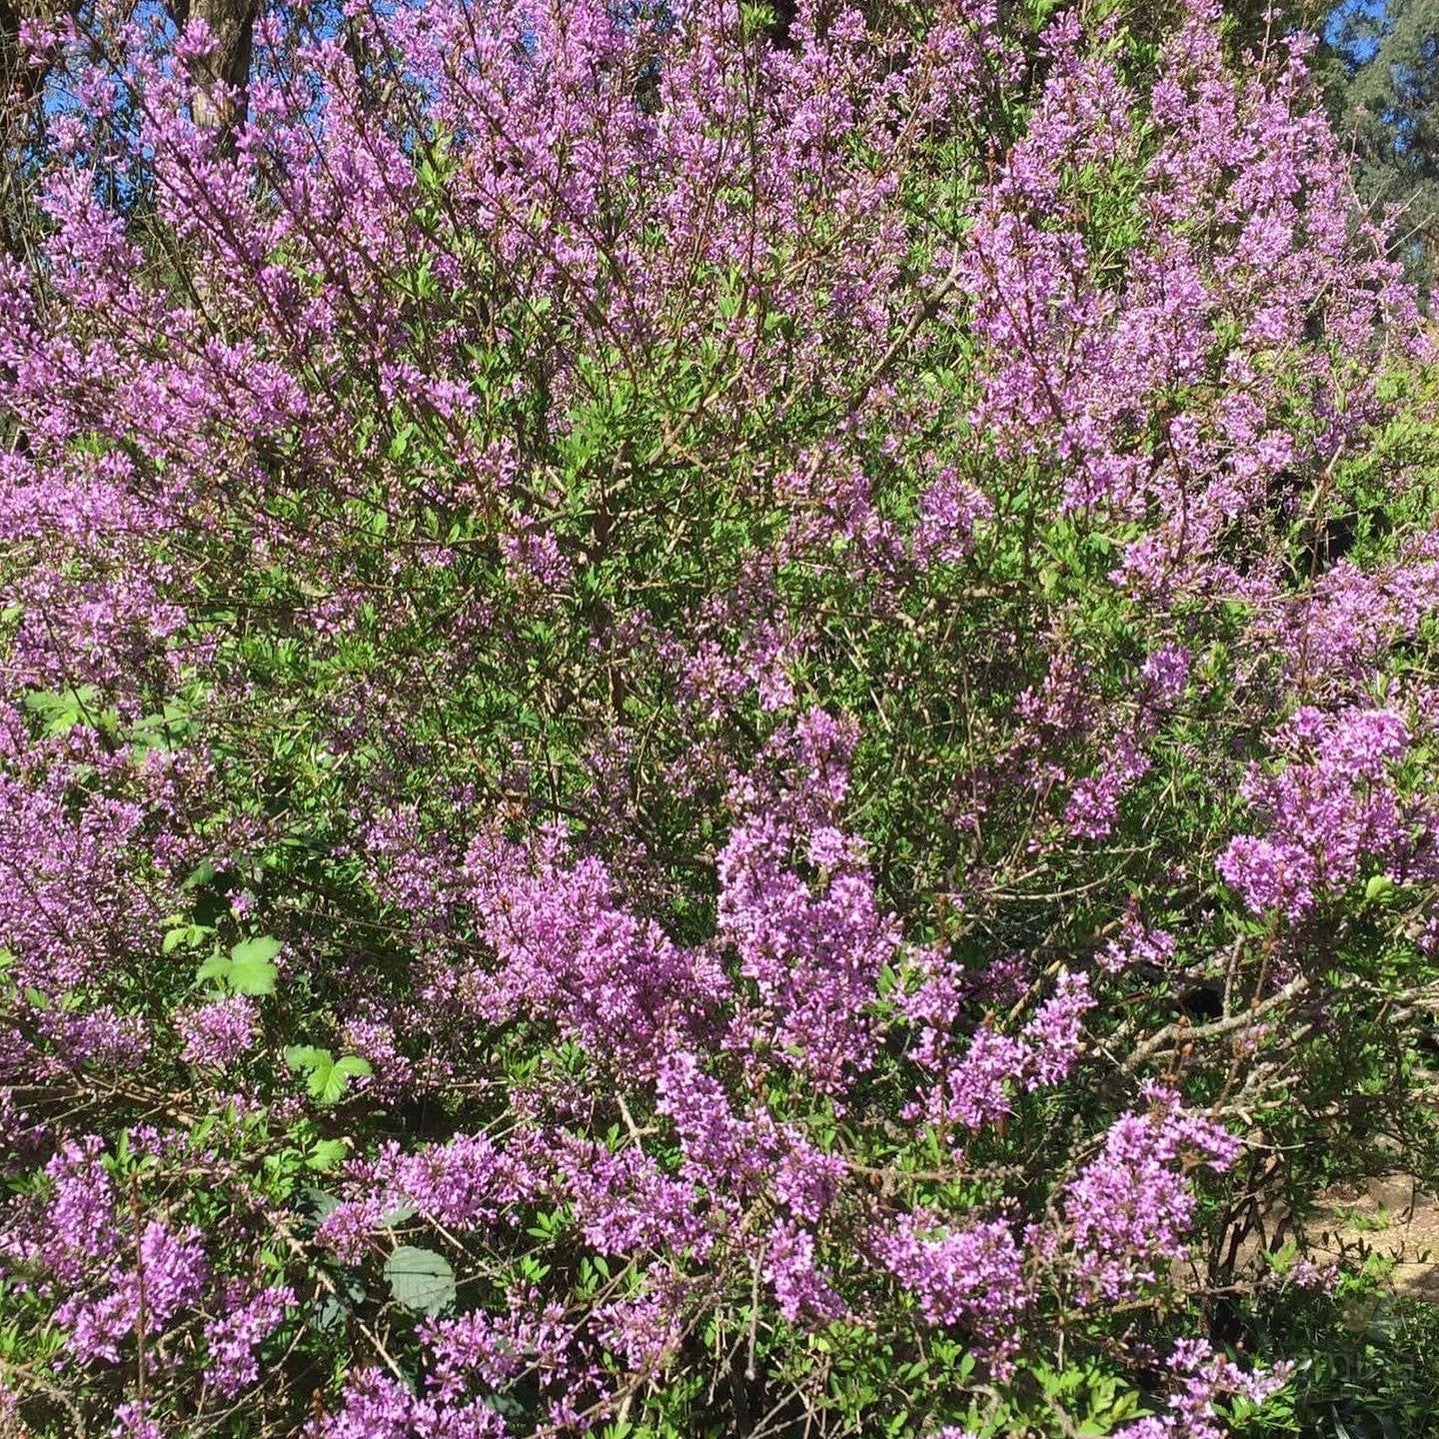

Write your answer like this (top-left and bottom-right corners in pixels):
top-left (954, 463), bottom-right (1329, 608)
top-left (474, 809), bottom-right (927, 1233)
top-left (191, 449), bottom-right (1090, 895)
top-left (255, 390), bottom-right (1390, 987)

top-left (3, 0), bottom-right (1439, 1435)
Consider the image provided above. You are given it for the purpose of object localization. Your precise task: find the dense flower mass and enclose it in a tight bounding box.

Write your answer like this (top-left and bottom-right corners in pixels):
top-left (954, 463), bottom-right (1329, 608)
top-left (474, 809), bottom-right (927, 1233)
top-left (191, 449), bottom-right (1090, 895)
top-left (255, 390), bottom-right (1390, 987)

top-left (1063, 1087), bottom-right (1243, 1303)
top-left (2, 0), bottom-right (1439, 1435)
top-left (1217, 706), bottom-right (1427, 918)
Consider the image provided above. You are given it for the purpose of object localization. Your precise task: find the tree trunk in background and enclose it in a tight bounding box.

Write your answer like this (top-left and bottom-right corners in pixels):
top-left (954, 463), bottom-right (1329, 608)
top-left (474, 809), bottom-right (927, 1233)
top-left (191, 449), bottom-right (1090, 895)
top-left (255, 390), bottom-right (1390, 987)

top-left (0, 0), bottom-right (50, 260)
top-left (171, 0), bottom-right (258, 136)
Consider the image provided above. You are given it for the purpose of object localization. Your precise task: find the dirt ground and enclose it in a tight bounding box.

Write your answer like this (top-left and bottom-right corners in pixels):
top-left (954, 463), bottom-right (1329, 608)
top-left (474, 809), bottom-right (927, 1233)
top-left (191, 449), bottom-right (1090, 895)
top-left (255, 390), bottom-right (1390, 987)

top-left (1311, 1173), bottom-right (1439, 1300)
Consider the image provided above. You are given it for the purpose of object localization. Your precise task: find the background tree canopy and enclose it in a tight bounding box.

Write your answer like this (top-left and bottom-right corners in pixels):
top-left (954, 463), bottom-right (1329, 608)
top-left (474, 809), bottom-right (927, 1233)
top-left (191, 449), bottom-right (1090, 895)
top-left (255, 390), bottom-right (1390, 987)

top-left (1325, 0), bottom-right (1439, 294)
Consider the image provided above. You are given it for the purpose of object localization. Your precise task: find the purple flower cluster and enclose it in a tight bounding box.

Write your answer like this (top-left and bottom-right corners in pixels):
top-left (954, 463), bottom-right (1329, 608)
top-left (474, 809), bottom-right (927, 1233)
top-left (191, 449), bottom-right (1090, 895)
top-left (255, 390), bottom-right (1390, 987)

top-left (1064, 1087), bottom-right (1242, 1302)
top-left (1115, 1339), bottom-right (1292, 1439)
top-left (177, 994), bottom-right (258, 1069)
top-left (900, 963), bottom-right (1095, 1137)
top-left (57, 1220), bottom-right (209, 1366)
top-left (1218, 707), bottom-right (1423, 919)
top-left (718, 712), bottom-right (900, 1094)
top-left (203, 1285), bottom-right (295, 1397)
top-left (875, 1213), bottom-right (1029, 1374)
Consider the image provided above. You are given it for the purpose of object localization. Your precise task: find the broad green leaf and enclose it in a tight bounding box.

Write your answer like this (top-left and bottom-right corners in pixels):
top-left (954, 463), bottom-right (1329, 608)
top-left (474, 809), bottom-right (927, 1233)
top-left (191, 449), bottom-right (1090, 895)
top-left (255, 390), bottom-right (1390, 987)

top-left (1365, 874), bottom-right (1396, 904)
top-left (384, 1246), bottom-right (455, 1314)
top-left (285, 1045), bottom-right (331, 1073)
top-left (302, 1188), bottom-right (342, 1221)
top-left (306, 1139), bottom-right (350, 1172)
top-left (286, 1048), bottom-right (369, 1104)
top-left (326, 1054), bottom-right (371, 1094)
top-left (24, 686), bottom-right (110, 737)
top-left (228, 937), bottom-right (281, 995)
top-left (304, 1065), bottom-right (336, 1102)
top-left (231, 936), bottom-right (283, 965)
top-left (228, 956), bottom-right (277, 996)
top-left (315, 1054), bottom-right (371, 1105)
top-left (196, 954), bottom-right (233, 985)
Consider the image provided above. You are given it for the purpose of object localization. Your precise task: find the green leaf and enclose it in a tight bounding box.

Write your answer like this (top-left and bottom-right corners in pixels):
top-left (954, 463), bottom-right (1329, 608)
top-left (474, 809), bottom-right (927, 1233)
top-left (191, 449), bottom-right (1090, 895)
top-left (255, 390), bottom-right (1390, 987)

top-left (302, 1188), bottom-right (342, 1222)
top-left (183, 859), bottom-right (217, 890)
top-left (384, 1246), bottom-right (456, 1314)
top-left (196, 954), bottom-right (232, 987)
top-left (228, 956), bottom-right (277, 996)
top-left (1365, 874), bottom-right (1396, 904)
top-left (318, 1055), bottom-right (371, 1105)
top-left (165, 923), bottom-right (212, 955)
top-left (285, 1045), bottom-right (331, 1073)
top-left (24, 686), bottom-right (112, 737)
top-left (200, 937), bottom-right (282, 995)
top-left (306, 1139), bottom-right (350, 1172)
top-left (286, 1047), bottom-right (370, 1104)
top-left (231, 936), bottom-right (283, 965)
top-left (229, 936), bottom-right (282, 996)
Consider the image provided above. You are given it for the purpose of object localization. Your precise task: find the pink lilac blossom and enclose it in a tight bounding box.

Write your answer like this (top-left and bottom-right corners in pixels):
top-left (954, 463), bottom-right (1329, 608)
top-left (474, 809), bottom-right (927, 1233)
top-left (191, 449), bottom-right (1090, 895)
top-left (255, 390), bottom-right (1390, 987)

top-left (875, 1213), bottom-right (1028, 1375)
top-left (1218, 707), bottom-right (1421, 919)
top-left (1102, 912), bottom-right (1179, 974)
top-left (203, 1285), bottom-right (294, 1397)
top-left (764, 1219), bottom-right (847, 1324)
top-left (1114, 1339), bottom-right (1292, 1439)
top-left (318, 1134), bottom-right (537, 1265)
top-left (899, 966), bottom-right (1094, 1136)
top-left (718, 712), bottom-right (900, 1094)
top-left (1064, 1088), bottom-right (1241, 1302)
top-left (177, 995), bottom-right (258, 1068)
top-left (56, 1221), bottom-right (209, 1364)
top-left (462, 827), bottom-right (731, 1077)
